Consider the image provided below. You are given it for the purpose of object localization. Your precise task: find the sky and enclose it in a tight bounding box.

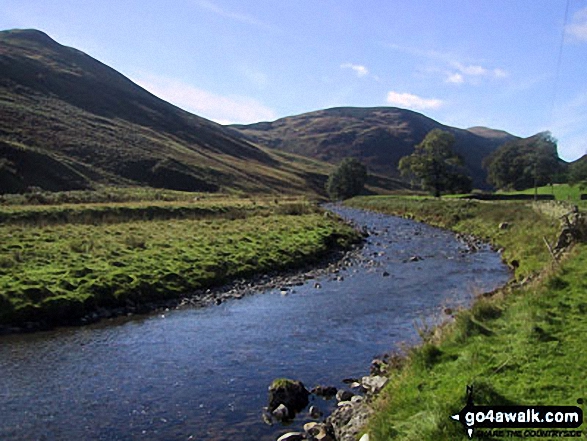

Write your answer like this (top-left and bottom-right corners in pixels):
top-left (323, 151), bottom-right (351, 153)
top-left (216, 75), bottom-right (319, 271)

top-left (1, 0), bottom-right (586, 161)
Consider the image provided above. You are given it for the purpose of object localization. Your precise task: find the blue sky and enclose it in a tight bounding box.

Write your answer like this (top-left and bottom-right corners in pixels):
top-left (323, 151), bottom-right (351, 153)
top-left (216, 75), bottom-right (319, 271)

top-left (1, 0), bottom-right (586, 161)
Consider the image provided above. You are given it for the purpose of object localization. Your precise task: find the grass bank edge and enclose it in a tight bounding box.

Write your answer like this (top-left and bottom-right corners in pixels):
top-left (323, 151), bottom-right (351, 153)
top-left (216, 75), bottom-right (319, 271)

top-left (345, 195), bottom-right (585, 440)
top-left (0, 204), bottom-right (362, 330)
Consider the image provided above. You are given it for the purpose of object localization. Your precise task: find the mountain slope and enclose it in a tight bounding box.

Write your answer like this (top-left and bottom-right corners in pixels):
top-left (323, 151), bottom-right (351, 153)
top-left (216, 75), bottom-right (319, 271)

top-left (0, 29), bottom-right (341, 195)
top-left (231, 107), bottom-right (519, 189)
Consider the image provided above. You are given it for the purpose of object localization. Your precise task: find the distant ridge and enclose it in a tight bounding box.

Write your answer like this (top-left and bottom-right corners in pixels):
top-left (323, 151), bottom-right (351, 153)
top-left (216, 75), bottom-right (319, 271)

top-left (231, 107), bottom-right (520, 189)
top-left (0, 29), bottom-right (359, 195)
top-left (467, 126), bottom-right (515, 140)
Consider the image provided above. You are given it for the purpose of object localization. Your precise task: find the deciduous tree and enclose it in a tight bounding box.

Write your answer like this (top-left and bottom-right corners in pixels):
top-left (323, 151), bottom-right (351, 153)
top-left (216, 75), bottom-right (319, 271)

top-left (398, 129), bottom-right (472, 197)
top-left (326, 158), bottom-right (368, 200)
top-left (483, 132), bottom-right (562, 191)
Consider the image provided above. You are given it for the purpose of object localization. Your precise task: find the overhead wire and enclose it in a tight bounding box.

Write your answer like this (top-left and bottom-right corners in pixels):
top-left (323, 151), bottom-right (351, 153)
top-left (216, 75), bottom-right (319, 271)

top-left (548, 0), bottom-right (571, 125)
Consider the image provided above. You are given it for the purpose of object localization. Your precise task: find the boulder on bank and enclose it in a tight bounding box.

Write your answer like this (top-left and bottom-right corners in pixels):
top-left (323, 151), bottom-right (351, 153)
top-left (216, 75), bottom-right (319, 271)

top-left (336, 389), bottom-right (354, 403)
top-left (268, 378), bottom-right (310, 416)
top-left (361, 375), bottom-right (388, 395)
top-left (311, 385), bottom-right (338, 398)
top-left (326, 400), bottom-right (373, 441)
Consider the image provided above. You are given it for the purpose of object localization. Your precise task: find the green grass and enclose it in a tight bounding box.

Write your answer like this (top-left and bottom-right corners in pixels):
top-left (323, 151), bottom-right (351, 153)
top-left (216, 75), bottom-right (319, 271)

top-left (500, 183), bottom-right (584, 201)
top-left (345, 196), bottom-right (586, 441)
top-left (0, 186), bottom-right (208, 205)
top-left (0, 193), bottom-right (313, 226)
top-left (0, 197), bottom-right (360, 327)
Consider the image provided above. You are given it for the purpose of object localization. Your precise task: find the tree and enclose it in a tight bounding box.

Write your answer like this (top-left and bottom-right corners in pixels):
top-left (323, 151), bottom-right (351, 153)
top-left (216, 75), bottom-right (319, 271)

top-left (483, 132), bottom-right (562, 191)
top-left (398, 129), bottom-right (472, 197)
top-left (568, 155), bottom-right (587, 189)
top-left (326, 157), bottom-right (368, 200)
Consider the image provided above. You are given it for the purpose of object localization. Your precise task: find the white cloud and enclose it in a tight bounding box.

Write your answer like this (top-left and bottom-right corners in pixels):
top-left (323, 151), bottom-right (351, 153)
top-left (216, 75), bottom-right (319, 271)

top-left (453, 62), bottom-right (488, 76)
top-left (445, 62), bottom-right (508, 85)
top-left (566, 7), bottom-right (587, 42)
top-left (386, 91), bottom-right (443, 110)
top-left (446, 73), bottom-right (464, 84)
top-left (341, 63), bottom-right (369, 77)
top-left (133, 73), bottom-right (277, 124)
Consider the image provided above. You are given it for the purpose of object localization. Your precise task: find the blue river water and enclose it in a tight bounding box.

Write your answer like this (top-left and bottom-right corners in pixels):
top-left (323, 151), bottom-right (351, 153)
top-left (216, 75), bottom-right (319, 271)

top-left (0, 206), bottom-right (510, 440)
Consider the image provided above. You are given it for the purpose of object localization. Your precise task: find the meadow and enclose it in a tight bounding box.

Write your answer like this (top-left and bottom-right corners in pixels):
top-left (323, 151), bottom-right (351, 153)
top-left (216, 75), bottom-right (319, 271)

top-left (0, 193), bottom-right (359, 328)
top-left (499, 183), bottom-right (585, 202)
top-left (346, 195), bottom-right (586, 441)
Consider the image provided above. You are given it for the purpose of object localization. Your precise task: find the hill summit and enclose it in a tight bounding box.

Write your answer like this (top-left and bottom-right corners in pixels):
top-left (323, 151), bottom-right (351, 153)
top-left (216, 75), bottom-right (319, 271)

top-left (231, 107), bottom-right (519, 189)
top-left (0, 29), bottom-right (334, 194)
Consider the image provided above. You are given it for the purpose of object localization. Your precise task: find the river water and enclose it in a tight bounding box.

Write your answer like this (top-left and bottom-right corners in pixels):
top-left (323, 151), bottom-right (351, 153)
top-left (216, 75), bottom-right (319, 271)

top-left (0, 206), bottom-right (510, 440)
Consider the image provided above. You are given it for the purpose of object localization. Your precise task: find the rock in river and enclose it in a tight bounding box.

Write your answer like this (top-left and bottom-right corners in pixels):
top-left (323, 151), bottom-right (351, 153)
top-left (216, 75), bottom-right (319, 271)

top-left (268, 378), bottom-right (310, 416)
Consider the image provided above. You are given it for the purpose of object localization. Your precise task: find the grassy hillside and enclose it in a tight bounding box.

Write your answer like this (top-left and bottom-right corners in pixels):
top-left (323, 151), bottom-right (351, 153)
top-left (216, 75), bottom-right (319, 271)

top-left (345, 196), bottom-right (586, 440)
top-left (0, 28), bottom-right (356, 196)
top-left (230, 107), bottom-right (518, 189)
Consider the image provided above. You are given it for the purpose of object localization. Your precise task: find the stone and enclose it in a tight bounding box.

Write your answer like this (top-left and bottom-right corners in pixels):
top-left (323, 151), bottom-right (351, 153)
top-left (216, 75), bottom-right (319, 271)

top-left (304, 422), bottom-right (319, 433)
top-left (272, 403), bottom-right (290, 421)
top-left (268, 379), bottom-right (310, 415)
top-left (382, 271), bottom-right (390, 277)
top-left (342, 378), bottom-right (358, 384)
top-left (276, 432), bottom-right (305, 441)
top-left (499, 222), bottom-right (510, 230)
top-left (369, 358), bottom-right (387, 375)
top-left (306, 422), bottom-right (335, 441)
top-left (326, 401), bottom-right (373, 441)
top-left (359, 434), bottom-right (370, 441)
top-left (308, 405), bottom-right (323, 419)
top-left (361, 375), bottom-right (388, 395)
top-left (336, 389), bottom-right (354, 402)
top-left (311, 385), bottom-right (337, 397)
top-left (315, 433), bottom-right (334, 441)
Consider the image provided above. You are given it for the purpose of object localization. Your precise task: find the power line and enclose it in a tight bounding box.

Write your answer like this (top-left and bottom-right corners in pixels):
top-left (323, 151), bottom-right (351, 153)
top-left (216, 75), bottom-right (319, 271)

top-left (549, 0), bottom-right (571, 124)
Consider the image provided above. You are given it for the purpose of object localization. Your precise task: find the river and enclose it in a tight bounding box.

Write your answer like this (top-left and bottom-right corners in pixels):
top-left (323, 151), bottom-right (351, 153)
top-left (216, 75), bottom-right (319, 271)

top-left (0, 206), bottom-right (510, 440)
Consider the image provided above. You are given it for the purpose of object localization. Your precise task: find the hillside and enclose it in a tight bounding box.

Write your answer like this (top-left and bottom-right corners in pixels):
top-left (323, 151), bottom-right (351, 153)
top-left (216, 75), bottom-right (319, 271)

top-left (0, 29), bottom-right (369, 196)
top-left (231, 107), bottom-right (519, 189)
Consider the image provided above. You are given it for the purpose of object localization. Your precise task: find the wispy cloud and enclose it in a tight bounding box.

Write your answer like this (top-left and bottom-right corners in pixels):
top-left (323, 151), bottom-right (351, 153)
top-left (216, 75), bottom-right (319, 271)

top-left (493, 68), bottom-right (509, 79)
top-left (386, 91), bottom-right (443, 110)
top-left (340, 63), bottom-right (369, 77)
top-left (134, 73), bottom-right (277, 124)
top-left (446, 73), bottom-right (464, 84)
top-left (190, 0), bottom-right (272, 30)
top-left (566, 7), bottom-right (587, 42)
top-left (386, 43), bottom-right (456, 64)
top-left (387, 43), bottom-right (508, 85)
top-left (445, 62), bottom-right (508, 84)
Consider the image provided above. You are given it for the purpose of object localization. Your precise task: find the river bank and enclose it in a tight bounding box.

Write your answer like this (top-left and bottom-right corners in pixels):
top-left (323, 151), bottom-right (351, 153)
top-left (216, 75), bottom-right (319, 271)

top-left (340, 196), bottom-right (586, 441)
top-left (0, 198), bottom-right (362, 333)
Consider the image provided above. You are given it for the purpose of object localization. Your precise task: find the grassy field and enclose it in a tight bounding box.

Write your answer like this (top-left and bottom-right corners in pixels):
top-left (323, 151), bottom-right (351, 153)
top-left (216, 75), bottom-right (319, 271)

top-left (500, 183), bottom-right (585, 202)
top-left (0, 195), bottom-right (360, 328)
top-left (0, 191), bottom-right (313, 226)
top-left (346, 196), bottom-right (586, 441)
